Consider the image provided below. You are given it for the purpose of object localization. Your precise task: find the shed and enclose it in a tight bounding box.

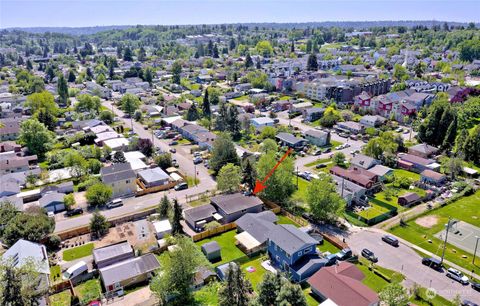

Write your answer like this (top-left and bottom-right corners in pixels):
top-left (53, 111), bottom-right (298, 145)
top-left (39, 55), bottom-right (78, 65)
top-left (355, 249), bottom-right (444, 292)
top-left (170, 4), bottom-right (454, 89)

top-left (201, 241), bottom-right (221, 262)
top-left (152, 219), bottom-right (172, 239)
top-left (216, 262), bottom-right (238, 281)
top-left (93, 241), bottom-right (134, 269)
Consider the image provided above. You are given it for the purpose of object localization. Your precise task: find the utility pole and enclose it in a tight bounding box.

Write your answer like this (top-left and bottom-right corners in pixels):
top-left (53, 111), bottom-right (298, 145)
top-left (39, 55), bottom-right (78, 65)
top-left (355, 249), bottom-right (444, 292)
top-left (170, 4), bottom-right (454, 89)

top-left (296, 166), bottom-right (299, 190)
top-left (441, 218), bottom-right (452, 265)
top-left (194, 164), bottom-right (197, 187)
top-left (473, 236), bottom-right (480, 265)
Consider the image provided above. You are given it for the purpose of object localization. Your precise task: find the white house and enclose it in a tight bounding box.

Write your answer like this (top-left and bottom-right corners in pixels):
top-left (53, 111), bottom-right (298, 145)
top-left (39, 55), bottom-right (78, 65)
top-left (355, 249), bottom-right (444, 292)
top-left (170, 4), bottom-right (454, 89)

top-left (250, 117), bottom-right (274, 130)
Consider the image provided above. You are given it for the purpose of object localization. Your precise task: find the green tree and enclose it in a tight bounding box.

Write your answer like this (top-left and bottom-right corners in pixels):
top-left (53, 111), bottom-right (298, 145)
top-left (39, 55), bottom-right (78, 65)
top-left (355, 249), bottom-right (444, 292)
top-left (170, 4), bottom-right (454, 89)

top-left (99, 110), bottom-right (114, 124)
top-left (68, 69), bottom-right (76, 82)
top-left (245, 53), bottom-right (253, 69)
top-left (217, 163), bottom-right (242, 193)
top-left (0, 201), bottom-right (19, 237)
top-left (379, 283), bottom-right (409, 306)
top-left (307, 176), bottom-right (346, 222)
top-left (185, 103), bottom-right (200, 121)
top-left (96, 73), bottom-right (106, 86)
top-left (120, 93), bottom-right (141, 117)
top-left (255, 40), bottom-right (273, 57)
top-left (63, 150), bottom-right (88, 178)
top-left (76, 94), bottom-right (102, 113)
top-left (257, 272), bottom-right (283, 305)
top-left (35, 107), bottom-right (57, 131)
top-left (64, 194), bottom-right (76, 210)
top-left (123, 47), bottom-right (133, 61)
top-left (2, 208), bottom-right (54, 247)
top-left (18, 119), bottom-right (55, 158)
top-left (210, 133), bottom-right (240, 174)
top-left (219, 263), bottom-right (252, 306)
top-left (307, 53), bottom-right (318, 71)
top-left (393, 64), bottom-right (408, 81)
top-left (57, 74), bottom-right (69, 105)
top-left (441, 156), bottom-right (464, 180)
top-left (25, 90), bottom-right (58, 115)
top-left (150, 237), bottom-right (209, 305)
top-left (202, 88), bottom-right (211, 118)
top-left (154, 152), bottom-right (172, 169)
top-left (242, 159), bottom-right (256, 193)
top-left (89, 211), bottom-right (109, 238)
top-left (226, 105), bottom-right (241, 140)
top-left (332, 152), bottom-right (346, 166)
top-left (257, 151), bottom-right (295, 205)
top-left (158, 195), bottom-right (170, 219)
top-left (261, 138), bottom-right (278, 153)
top-left (112, 151), bottom-right (126, 163)
top-left (260, 126), bottom-right (277, 140)
top-left (85, 183), bottom-right (112, 207)
top-left (0, 257), bottom-right (48, 306)
top-left (171, 199), bottom-right (183, 236)
top-left (171, 60), bottom-right (182, 84)
top-left (276, 282), bottom-right (307, 306)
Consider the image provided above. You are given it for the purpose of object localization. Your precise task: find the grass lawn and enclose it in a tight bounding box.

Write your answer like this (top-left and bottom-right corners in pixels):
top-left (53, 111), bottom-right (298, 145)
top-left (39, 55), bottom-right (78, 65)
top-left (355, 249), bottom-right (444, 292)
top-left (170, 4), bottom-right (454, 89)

top-left (393, 169), bottom-right (421, 181)
top-left (356, 202), bottom-right (390, 219)
top-left (75, 278), bottom-right (102, 303)
top-left (50, 265), bottom-right (62, 284)
top-left (389, 191), bottom-right (480, 276)
top-left (178, 139), bottom-right (191, 145)
top-left (186, 176), bottom-right (200, 187)
top-left (62, 243), bottom-right (94, 261)
top-left (304, 287), bottom-right (321, 306)
top-left (356, 258), bottom-right (405, 292)
top-left (410, 288), bottom-right (454, 306)
top-left (292, 177), bottom-right (310, 204)
top-left (330, 140), bottom-right (343, 148)
top-left (49, 290), bottom-right (71, 306)
top-left (305, 158), bottom-right (332, 168)
top-left (194, 282), bottom-right (221, 305)
top-left (188, 198), bottom-right (210, 207)
top-left (374, 186), bottom-right (426, 211)
top-left (195, 230), bottom-right (246, 266)
top-left (240, 255), bottom-right (267, 290)
top-left (277, 215), bottom-right (300, 227)
top-left (318, 240), bottom-right (341, 254)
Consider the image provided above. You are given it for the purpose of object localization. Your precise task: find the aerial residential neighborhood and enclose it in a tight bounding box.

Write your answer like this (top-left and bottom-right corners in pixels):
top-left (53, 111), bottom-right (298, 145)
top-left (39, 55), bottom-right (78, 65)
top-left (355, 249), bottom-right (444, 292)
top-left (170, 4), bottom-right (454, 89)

top-left (1, 1), bottom-right (480, 305)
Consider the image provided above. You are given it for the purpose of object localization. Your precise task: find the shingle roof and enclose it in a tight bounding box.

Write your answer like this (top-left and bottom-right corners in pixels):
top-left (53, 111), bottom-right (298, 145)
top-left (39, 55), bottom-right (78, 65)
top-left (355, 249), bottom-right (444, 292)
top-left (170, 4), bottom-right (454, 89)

top-left (276, 132), bottom-right (305, 145)
top-left (138, 167), bottom-right (169, 183)
top-left (99, 253), bottom-right (160, 286)
top-left (2, 239), bottom-right (50, 275)
top-left (211, 193), bottom-right (263, 215)
top-left (93, 241), bottom-right (133, 264)
top-left (235, 211), bottom-right (278, 244)
top-left (100, 163), bottom-right (136, 184)
top-left (201, 241), bottom-right (220, 254)
top-left (268, 224), bottom-right (317, 255)
top-left (39, 192), bottom-right (65, 207)
top-left (183, 204), bottom-right (217, 222)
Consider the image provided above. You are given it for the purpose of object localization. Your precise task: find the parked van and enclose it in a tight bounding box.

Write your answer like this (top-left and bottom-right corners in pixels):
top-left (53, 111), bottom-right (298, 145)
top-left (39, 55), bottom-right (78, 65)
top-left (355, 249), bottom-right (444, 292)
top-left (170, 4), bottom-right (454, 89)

top-left (106, 198), bottom-right (123, 209)
top-left (63, 261), bottom-right (88, 280)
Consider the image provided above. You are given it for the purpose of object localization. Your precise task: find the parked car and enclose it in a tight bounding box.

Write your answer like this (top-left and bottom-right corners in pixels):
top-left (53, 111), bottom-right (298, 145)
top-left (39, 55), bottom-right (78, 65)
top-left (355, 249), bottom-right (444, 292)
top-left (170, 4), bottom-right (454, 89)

top-left (471, 282), bottom-right (480, 291)
top-left (336, 248), bottom-right (352, 261)
top-left (316, 163), bottom-right (327, 169)
top-left (325, 253), bottom-right (338, 266)
top-left (361, 248), bottom-right (378, 262)
top-left (193, 157), bottom-right (203, 164)
top-left (65, 208), bottom-right (84, 217)
top-left (173, 159), bottom-right (179, 167)
top-left (446, 268), bottom-right (469, 285)
top-left (422, 257), bottom-right (442, 271)
top-left (106, 198), bottom-right (123, 209)
top-left (174, 182), bottom-right (188, 191)
top-left (381, 235), bottom-right (399, 247)
top-left (313, 150), bottom-right (323, 156)
top-left (169, 141), bottom-right (178, 146)
top-left (323, 148), bottom-right (331, 153)
top-left (63, 261), bottom-right (88, 280)
top-left (169, 148), bottom-right (176, 153)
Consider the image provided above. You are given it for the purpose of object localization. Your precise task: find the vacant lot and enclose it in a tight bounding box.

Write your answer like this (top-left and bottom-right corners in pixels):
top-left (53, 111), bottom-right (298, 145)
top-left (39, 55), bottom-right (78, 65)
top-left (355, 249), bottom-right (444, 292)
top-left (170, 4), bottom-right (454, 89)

top-left (62, 243), bottom-right (94, 261)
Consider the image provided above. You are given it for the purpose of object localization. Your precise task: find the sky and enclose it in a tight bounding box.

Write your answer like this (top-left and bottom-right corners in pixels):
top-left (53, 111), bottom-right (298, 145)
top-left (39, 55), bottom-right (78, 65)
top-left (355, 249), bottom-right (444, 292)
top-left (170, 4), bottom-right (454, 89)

top-left (1, 0), bottom-right (479, 28)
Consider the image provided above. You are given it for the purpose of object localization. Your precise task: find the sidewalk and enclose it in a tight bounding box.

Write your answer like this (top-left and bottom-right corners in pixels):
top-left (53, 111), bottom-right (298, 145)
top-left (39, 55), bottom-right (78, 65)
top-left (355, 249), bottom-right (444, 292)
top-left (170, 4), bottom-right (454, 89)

top-left (364, 227), bottom-right (480, 281)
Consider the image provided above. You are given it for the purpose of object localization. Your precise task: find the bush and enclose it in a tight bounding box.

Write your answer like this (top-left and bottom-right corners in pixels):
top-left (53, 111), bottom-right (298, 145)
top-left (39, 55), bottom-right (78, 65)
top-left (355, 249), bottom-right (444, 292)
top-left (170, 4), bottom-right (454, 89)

top-left (76, 176), bottom-right (100, 192)
top-left (45, 235), bottom-right (61, 251)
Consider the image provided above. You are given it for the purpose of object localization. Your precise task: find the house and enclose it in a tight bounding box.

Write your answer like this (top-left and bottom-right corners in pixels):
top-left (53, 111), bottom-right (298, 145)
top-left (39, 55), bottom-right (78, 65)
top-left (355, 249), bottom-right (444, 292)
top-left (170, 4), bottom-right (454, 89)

top-left (305, 130), bottom-right (329, 147)
top-left (93, 241), bottom-right (134, 269)
top-left (268, 224), bottom-right (325, 282)
top-left (398, 192), bottom-right (422, 207)
top-left (2, 239), bottom-right (50, 291)
top-left (138, 167), bottom-right (170, 188)
top-left (272, 100), bottom-right (292, 112)
top-left (235, 211), bottom-right (278, 254)
top-left (307, 262), bottom-right (379, 306)
top-left (336, 121), bottom-right (364, 135)
top-left (39, 192), bottom-right (65, 213)
top-left (350, 154), bottom-right (378, 170)
top-left (354, 92), bottom-right (372, 109)
top-left (103, 137), bottom-right (129, 151)
top-left (0, 118), bottom-right (21, 140)
top-left (250, 117), bottom-right (274, 130)
top-left (359, 115), bottom-right (385, 128)
top-left (152, 220), bottom-right (172, 239)
top-left (276, 132), bottom-right (307, 151)
top-left (100, 163), bottom-right (137, 197)
top-left (193, 267), bottom-right (217, 289)
top-left (201, 241), bottom-right (221, 262)
top-left (332, 175), bottom-right (367, 206)
top-left (330, 166), bottom-right (379, 190)
top-left (183, 204), bottom-right (218, 231)
top-left (99, 253), bottom-right (160, 293)
top-left (420, 169), bottom-right (447, 186)
top-left (408, 144), bottom-right (439, 158)
top-left (0, 179), bottom-right (21, 198)
top-left (40, 181), bottom-right (74, 195)
top-left (303, 107), bottom-right (325, 122)
top-left (210, 193), bottom-right (263, 224)
top-left (368, 165), bottom-right (394, 182)
top-left (397, 153), bottom-right (440, 172)
top-left (0, 151), bottom-right (37, 175)
top-left (290, 102), bottom-right (313, 113)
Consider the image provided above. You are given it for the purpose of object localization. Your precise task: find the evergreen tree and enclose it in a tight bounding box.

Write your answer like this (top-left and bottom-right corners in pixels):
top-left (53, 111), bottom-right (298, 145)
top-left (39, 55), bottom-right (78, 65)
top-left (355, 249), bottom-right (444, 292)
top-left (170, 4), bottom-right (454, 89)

top-left (26, 59), bottom-right (33, 70)
top-left (171, 60), bottom-right (182, 84)
top-left (215, 102), bottom-right (228, 131)
top-left (158, 195), bottom-right (170, 219)
top-left (455, 128), bottom-right (469, 154)
top-left (35, 108), bottom-right (57, 131)
top-left (219, 263), bottom-right (252, 306)
top-left (227, 105), bottom-right (241, 140)
top-left (137, 46), bottom-right (146, 61)
top-left (86, 67), bottom-right (94, 80)
top-left (186, 103), bottom-right (200, 121)
top-left (442, 117), bottom-right (457, 150)
top-left (229, 38), bottom-right (236, 51)
top-left (89, 210), bottom-right (109, 238)
top-left (202, 88), bottom-right (211, 118)
top-left (113, 151), bottom-right (126, 163)
top-left (276, 282), bottom-right (307, 306)
top-left (67, 69), bottom-right (76, 82)
top-left (171, 199), bottom-right (184, 235)
top-left (242, 159), bottom-right (256, 192)
top-left (291, 40), bottom-right (295, 53)
top-left (57, 74), bottom-right (69, 105)
top-left (144, 67), bottom-right (153, 85)
top-left (210, 132), bottom-right (240, 174)
top-left (256, 60), bottom-right (261, 69)
top-left (257, 272), bottom-right (283, 306)
top-left (213, 44), bottom-right (219, 58)
top-left (17, 56), bottom-right (24, 66)
top-left (307, 53), bottom-right (318, 71)
top-left (245, 53), bottom-right (253, 68)
top-left (123, 47), bottom-right (133, 61)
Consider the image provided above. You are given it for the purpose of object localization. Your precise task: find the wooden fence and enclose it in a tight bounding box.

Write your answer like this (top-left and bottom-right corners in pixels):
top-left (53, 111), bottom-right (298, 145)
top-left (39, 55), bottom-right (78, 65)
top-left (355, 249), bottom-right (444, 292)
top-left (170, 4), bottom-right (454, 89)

top-left (136, 179), bottom-right (176, 196)
top-left (192, 222), bottom-right (237, 242)
top-left (185, 189), bottom-right (218, 203)
top-left (321, 232), bottom-right (348, 250)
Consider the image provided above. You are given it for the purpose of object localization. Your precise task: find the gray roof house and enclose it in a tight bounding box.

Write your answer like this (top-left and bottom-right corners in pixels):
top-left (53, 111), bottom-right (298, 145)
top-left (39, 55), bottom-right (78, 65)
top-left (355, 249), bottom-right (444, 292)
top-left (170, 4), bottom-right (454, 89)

top-left (39, 192), bottom-right (65, 213)
top-left (211, 193), bottom-right (263, 224)
top-left (235, 211), bottom-right (278, 254)
top-left (100, 163), bottom-right (137, 197)
top-left (0, 179), bottom-right (21, 198)
top-left (93, 241), bottom-right (134, 269)
top-left (276, 132), bottom-right (307, 150)
top-left (137, 167), bottom-right (170, 188)
top-left (99, 253), bottom-right (160, 293)
top-left (183, 204), bottom-right (218, 231)
top-left (305, 130), bottom-right (329, 147)
top-left (2, 239), bottom-right (50, 291)
top-left (350, 154), bottom-right (378, 170)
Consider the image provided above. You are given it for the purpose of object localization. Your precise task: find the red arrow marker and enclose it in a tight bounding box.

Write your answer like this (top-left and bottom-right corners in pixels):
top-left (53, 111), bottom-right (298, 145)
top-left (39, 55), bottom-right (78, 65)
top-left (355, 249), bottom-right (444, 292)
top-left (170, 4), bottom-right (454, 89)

top-left (253, 147), bottom-right (293, 194)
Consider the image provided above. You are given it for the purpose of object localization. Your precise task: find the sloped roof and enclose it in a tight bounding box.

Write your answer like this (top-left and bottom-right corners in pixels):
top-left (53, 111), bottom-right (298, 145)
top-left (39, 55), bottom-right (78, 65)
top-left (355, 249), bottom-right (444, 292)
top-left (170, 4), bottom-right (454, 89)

top-left (211, 193), bottom-right (263, 215)
top-left (99, 253), bottom-right (160, 286)
top-left (235, 211), bottom-right (278, 244)
top-left (268, 224), bottom-right (317, 255)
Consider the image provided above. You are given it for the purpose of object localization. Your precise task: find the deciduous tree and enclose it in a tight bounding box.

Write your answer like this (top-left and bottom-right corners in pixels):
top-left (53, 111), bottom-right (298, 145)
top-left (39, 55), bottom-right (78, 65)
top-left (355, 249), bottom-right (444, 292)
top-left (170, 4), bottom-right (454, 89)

top-left (217, 163), bottom-right (242, 193)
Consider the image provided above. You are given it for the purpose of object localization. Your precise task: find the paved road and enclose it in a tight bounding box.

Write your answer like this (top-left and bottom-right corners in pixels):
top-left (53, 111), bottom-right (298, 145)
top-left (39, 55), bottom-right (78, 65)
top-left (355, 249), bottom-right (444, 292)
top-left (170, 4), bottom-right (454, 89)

top-left (347, 229), bottom-right (480, 303)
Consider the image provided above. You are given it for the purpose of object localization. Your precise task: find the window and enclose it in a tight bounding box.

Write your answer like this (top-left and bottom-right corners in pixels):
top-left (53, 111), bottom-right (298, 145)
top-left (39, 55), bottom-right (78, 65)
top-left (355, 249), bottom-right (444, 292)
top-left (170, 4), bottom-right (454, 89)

top-left (298, 251), bottom-right (302, 257)
top-left (304, 247), bottom-right (311, 254)
top-left (126, 180), bottom-right (130, 184)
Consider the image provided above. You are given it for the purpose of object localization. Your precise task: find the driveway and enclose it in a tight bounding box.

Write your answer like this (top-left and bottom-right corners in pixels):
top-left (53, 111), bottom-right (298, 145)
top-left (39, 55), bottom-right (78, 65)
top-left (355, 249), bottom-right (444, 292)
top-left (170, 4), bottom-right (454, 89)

top-left (346, 229), bottom-right (480, 303)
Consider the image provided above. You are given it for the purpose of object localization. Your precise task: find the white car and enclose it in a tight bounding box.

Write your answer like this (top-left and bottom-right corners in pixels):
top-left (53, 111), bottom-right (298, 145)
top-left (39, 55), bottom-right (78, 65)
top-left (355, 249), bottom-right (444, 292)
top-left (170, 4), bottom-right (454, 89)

top-left (446, 268), bottom-right (469, 285)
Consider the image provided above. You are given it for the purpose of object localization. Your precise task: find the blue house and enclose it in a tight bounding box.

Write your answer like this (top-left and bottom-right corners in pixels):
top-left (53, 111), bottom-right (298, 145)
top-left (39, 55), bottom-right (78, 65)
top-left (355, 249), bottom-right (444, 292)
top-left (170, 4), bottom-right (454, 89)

top-left (267, 224), bottom-right (326, 282)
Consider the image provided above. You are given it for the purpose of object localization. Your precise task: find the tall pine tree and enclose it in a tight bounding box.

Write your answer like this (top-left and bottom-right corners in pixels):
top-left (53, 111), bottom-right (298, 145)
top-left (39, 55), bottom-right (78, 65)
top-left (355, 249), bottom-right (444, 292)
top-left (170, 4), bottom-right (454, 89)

top-left (171, 199), bottom-right (184, 235)
top-left (202, 88), bottom-right (211, 118)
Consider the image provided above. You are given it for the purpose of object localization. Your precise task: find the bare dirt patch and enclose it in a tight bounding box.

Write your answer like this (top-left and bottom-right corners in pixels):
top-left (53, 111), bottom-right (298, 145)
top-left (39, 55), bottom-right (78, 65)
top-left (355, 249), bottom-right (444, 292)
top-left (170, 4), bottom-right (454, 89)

top-left (415, 215), bottom-right (439, 228)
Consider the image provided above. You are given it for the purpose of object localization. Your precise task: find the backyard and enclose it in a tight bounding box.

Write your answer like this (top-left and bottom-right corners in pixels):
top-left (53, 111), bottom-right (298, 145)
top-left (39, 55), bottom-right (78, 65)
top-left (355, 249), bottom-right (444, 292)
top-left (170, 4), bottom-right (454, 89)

top-left (75, 278), bottom-right (102, 304)
top-left (49, 290), bottom-right (72, 306)
top-left (62, 243), bottom-right (94, 261)
top-left (195, 230), bottom-right (246, 266)
top-left (389, 190), bottom-right (480, 275)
